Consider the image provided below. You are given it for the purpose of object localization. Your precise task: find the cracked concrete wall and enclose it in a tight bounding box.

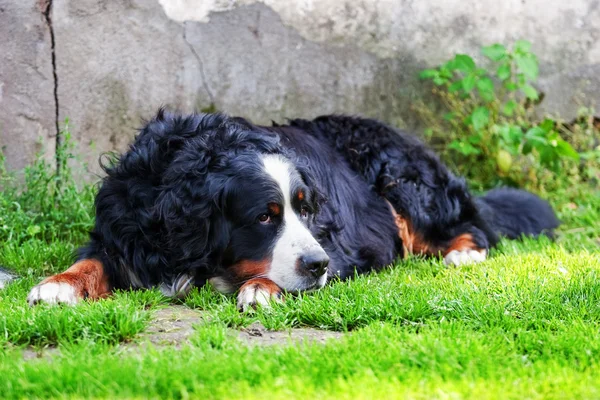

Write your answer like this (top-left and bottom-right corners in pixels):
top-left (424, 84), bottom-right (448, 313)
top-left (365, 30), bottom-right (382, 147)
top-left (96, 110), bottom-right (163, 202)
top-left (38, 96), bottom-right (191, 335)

top-left (1, 0), bottom-right (600, 175)
top-left (53, 0), bottom-right (205, 172)
top-left (0, 0), bottom-right (56, 171)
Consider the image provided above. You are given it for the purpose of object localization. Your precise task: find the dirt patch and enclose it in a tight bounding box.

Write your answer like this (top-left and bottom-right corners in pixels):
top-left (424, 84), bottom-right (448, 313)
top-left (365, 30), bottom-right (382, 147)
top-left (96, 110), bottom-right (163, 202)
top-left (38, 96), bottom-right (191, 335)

top-left (20, 305), bottom-right (344, 359)
top-left (21, 346), bottom-right (61, 361)
top-left (141, 305), bottom-right (206, 347)
top-left (238, 321), bottom-right (344, 346)
top-left (141, 305), bottom-right (344, 348)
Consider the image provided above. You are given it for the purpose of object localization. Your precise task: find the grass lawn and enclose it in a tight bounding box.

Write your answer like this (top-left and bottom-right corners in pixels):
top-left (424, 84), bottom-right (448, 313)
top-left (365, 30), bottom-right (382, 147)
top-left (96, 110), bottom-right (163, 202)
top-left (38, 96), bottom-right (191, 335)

top-left (0, 160), bottom-right (598, 399)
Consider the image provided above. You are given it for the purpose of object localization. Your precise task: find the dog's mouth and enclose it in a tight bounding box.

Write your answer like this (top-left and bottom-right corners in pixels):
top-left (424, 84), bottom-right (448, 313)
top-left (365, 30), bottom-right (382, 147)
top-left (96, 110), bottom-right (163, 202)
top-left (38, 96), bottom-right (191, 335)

top-left (287, 271), bottom-right (328, 293)
top-left (312, 272), bottom-right (329, 289)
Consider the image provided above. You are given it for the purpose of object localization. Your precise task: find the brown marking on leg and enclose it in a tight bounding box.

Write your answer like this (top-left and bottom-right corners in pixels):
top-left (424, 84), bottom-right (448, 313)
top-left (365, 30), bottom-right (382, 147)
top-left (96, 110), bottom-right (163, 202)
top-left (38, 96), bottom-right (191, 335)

top-left (237, 277), bottom-right (282, 311)
top-left (443, 234), bottom-right (488, 266)
top-left (27, 259), bottom-right (111, 306)
top-left (40, 259), bottom-right (110, 300)
top-left (210, 259), bottom-right (272, 296)
top-left (239, 278), bottom-right (281, 296)
top-left (406, 219), bottom-right (435, 256)
top-left (444, 233), bottom-right (480, 256)
top-left (383, 201), bottom-right (487, 265)
top-left (385, 200), bottom-right (435, 257)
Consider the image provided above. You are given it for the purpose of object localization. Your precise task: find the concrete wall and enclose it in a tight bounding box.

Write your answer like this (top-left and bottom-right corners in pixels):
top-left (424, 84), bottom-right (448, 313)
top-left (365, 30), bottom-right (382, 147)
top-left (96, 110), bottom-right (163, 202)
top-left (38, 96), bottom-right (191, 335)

top-left (1, 0), bottom-right (599, 175)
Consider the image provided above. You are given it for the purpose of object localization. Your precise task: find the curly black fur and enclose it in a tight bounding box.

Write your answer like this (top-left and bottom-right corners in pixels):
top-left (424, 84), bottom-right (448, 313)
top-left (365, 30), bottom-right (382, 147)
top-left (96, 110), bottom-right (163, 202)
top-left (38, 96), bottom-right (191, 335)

top-left (78, 110), bottom-right (559, 291)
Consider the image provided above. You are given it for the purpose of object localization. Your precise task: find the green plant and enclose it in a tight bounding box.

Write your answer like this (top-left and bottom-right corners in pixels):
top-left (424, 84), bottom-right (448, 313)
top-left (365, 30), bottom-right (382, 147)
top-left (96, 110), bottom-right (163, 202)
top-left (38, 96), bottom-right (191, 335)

top-left (0, 119), bottom-right (95, 248)
top-left (562, 108), bottom-right (600, 185)
top-left (414, 41), bottom-right (598, 191)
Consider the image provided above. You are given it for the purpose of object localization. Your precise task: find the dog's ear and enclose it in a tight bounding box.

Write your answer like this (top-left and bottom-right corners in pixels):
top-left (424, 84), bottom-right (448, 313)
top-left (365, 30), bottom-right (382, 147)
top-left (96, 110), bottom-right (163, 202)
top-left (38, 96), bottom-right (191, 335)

top-left (155, 158), bottom-right (231, 274)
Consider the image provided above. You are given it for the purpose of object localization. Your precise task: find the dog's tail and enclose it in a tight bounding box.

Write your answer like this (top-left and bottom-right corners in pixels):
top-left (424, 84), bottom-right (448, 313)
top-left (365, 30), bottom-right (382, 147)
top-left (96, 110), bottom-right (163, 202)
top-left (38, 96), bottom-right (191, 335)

top-left (475, 188), bottom-right (560, 239)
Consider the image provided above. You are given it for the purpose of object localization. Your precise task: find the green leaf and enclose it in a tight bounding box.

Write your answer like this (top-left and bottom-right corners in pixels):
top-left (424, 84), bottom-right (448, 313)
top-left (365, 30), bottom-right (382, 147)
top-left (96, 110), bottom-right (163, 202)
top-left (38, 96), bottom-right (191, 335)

top-left (555, 140), bottom-right (580, 161)
top-left (476, 77), bottom-right (494, 91)
top-left (419, 69), bottom-right (439, 79)
top-left (539, 147), bottom-right (558, 167)
top-left (448, 140), bottom-right (481, 156)
top-left (497, 63), bottom-right (511, 81)
top-left (497, 124), bottom-right (523, 153)
top-left (524, 127), bottom-right (548, 152)
top-left (515, 55), bottom-right (539, 80)
top-left (468, 134), bottom-right (482, 144)
top-left (452, 54), bottom-right (476, 72)
top-left (502, 100), bottom-right (518, 116)
top-left (475, 68), bottom-right (488, 77)
top-left (462, 74), bottom-right (477, 92)
top-left (433, 76), bottom-right (447, 86)
top-left (509, 125), bottom-right (524, 142)
top-left (522, 84), bottom-right (539, 100)
top-left (471, 107), bottom-right (490, 131)
top-left (497, 124), bottom-right (510, 138)
top-left (546, 131), bottom-right (560, 142)
top-left (476, 77), bottom-right (495, 101)
top-left (482, 44), bottom-right (507, 61)
top-left (439, 67), bottom-right (453, 80)
top-left (448, 80), bottom-right (463, 92)
top-left (525, 126), bottom-right (547, 139)
top-left (539, 118), bottom-right (555, 132)
top-left (515, 40), bottom-right (532, 54)
top-left (504, 81), bottom-right (517, 91)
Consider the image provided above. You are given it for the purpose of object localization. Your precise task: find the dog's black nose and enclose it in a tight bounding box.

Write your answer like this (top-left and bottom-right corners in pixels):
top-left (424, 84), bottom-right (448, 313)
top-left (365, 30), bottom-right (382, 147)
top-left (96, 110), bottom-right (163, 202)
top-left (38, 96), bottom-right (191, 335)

top-left (300, 252), bottom-right (330, 277)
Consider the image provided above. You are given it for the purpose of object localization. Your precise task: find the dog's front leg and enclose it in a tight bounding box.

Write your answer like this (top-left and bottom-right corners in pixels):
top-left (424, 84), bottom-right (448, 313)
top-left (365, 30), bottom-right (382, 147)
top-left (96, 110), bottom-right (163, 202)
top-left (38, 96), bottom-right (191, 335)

top-left (27, 259), bottom-right (111, 306)
top-left (236, 278), bottom-right (282, 312)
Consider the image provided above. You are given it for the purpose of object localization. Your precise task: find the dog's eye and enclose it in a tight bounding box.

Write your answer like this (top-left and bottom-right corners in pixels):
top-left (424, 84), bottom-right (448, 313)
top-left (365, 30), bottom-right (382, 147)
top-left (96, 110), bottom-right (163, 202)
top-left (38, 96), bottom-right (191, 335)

top-left (258, 214), bottom-right (271, 224)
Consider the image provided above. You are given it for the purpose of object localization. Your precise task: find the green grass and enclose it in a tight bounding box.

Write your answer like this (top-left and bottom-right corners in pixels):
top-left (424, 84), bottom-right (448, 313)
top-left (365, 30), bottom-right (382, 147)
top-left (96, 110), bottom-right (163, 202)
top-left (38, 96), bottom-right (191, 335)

top-left (0, 147), bottom-right (599, 398)
top-left (1, 321), bottom-right (600, 399)
top-left (0, 279), bottom-right (164, 347)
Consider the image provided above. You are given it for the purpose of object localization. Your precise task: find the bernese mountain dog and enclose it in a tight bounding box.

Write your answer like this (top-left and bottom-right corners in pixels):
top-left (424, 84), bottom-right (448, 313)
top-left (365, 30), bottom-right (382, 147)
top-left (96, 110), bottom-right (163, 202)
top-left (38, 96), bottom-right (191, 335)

top-left (27, 110), bottom-right (559, 310)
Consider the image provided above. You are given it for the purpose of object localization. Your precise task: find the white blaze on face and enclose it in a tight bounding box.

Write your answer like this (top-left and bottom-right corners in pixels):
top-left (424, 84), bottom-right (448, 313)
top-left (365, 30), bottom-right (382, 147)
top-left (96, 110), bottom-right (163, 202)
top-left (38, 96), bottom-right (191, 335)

top-left (261, 154), bottom-right (326, 291)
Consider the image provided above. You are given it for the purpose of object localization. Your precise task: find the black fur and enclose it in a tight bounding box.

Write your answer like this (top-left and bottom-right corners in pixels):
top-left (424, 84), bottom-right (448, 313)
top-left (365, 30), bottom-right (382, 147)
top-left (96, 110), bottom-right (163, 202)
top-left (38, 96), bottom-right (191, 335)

top-left (78, 110), bottom-right (559, 290)
top-left (476, 188), bottom-right (560, 239)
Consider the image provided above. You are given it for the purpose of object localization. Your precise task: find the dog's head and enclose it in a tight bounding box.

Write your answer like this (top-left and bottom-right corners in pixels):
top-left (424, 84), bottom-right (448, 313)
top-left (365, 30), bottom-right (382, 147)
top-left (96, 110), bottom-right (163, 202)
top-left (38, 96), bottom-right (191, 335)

top-left (155, 113), bottom-right (329, 293)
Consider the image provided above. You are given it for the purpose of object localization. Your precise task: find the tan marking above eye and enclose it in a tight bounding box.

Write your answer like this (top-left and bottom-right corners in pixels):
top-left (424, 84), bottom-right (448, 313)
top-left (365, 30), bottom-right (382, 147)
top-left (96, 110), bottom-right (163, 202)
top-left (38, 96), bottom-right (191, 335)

top-left (297, 191), bottom-right (305, 201)
top-left (268, 202), bottom-right (281, 216)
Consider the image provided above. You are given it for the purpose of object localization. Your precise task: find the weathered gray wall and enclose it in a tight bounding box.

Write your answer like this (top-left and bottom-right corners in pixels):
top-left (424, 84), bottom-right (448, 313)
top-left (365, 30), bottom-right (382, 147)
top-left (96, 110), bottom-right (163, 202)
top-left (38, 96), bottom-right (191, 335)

top-left (0, 0), bottom-right (56, 171)
top-left (1, 0), bottom-right (599, 175)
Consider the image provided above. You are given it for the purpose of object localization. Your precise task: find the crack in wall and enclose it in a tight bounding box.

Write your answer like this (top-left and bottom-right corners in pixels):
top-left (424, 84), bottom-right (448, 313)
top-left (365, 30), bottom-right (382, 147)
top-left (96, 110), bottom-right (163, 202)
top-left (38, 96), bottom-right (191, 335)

top-left (39, 0), bottom-right (60, 173)
top-left (182, 21), bottom-right (216, 107)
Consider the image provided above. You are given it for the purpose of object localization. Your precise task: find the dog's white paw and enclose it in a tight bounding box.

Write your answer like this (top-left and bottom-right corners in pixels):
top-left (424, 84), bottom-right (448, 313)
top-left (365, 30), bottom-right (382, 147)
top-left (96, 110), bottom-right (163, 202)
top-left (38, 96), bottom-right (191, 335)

top-left (237, 281), bottom-right (281, 312)
top-left (444, 249), bottom-right (487, 266)
top-left (27, 282), bottom-right (79, 306)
